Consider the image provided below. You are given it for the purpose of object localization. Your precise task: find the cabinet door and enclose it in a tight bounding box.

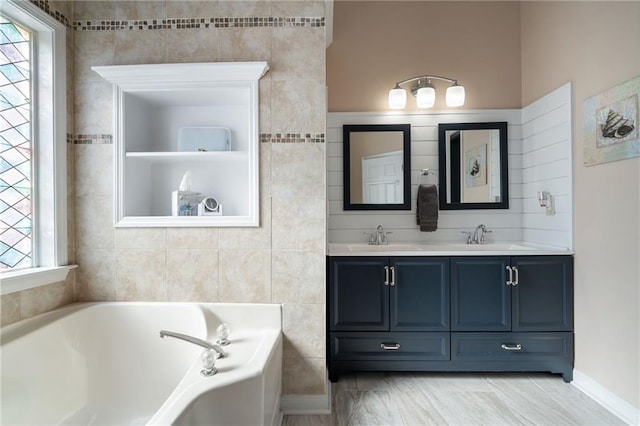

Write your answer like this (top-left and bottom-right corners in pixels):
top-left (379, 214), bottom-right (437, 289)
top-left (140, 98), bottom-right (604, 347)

top-left (329, 257), bottom-right (390, 331)
top-left (512, 256), bottom-right (573, 331)
top-left (390, 257), bottom-right (449, 331)
top-left (451, 257), bottom-right (511, 331)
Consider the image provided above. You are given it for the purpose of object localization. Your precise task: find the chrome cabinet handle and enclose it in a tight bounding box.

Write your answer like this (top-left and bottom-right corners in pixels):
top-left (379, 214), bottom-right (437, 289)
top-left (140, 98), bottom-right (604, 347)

top-left (380, 343), bottom-right (401, 350)
top-left (390, 266), bottom-right (396, 287)
top-left (513, 266), bottom-right (519, 286)
top-left (501, 343), bottom-right (522, 351)
top-left (384, 266), bottom-right (389, 286)
top-left (506, 265), bottom-right (513, 286)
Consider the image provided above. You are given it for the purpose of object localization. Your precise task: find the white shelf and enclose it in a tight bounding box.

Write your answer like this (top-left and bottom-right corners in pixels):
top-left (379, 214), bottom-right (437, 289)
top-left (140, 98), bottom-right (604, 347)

top-left (125, 151), bottom-right (247, 164)
top-left (93, 62), bottom-right (268, 227)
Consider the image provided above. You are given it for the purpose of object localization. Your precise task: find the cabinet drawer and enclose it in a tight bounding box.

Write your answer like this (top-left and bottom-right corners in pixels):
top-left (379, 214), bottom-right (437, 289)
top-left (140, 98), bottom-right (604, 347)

top-left (452, 332), bottom-right (573, 361)
top-left (331, 332), bottom-right (449, 361)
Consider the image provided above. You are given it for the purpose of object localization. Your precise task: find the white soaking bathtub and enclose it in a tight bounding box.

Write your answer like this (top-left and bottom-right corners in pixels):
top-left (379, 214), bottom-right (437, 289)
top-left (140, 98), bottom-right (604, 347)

top-left (0, 302), bottom-right (283, 426)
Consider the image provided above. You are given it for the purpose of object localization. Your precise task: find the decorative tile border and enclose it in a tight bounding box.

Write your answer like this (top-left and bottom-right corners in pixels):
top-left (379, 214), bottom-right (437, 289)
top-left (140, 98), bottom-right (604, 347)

top-left (261, 133), bottom-right (325, 143)
top-left (29, 0), bottom-right (71, 28)
top-left (71, 133), bottom-right (325, 145)
top-left (73, 17), bottom-right (325, 32)
top-left (74, 134), bottom-right (113, 145)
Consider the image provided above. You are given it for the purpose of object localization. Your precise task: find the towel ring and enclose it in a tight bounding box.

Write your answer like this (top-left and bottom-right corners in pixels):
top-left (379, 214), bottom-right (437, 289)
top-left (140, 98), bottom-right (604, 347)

top-left (419, 169), bottom-right (431, 183)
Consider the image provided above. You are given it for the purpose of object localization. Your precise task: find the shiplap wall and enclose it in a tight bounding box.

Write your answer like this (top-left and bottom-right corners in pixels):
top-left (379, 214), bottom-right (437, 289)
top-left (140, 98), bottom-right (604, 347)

top-left (327, 110), bottom-right (525, 243)
top-left (520, 83), bottom-right (573, 249)
top-left (327, 84), bottom-right (573, 249)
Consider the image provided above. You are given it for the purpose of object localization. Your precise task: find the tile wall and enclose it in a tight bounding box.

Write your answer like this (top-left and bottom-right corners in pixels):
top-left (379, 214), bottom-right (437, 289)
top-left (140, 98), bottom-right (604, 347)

top-left (2, 0), bottom-right (328, 398)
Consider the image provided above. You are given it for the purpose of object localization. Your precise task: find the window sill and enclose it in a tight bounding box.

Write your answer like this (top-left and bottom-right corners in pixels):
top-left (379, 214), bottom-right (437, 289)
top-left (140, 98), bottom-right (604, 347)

top-left (1, 265), bottom-right (78, 296)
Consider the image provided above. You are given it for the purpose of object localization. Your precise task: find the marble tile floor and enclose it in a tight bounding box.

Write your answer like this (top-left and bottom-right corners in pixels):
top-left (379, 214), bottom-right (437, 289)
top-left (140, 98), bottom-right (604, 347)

top-left (283, 372), bottom-right (625, 426)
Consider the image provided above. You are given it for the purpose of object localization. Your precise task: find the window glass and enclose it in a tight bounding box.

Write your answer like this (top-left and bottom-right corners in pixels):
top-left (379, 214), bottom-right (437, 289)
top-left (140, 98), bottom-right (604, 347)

top-left (0, 16), bottom-right (32, 270)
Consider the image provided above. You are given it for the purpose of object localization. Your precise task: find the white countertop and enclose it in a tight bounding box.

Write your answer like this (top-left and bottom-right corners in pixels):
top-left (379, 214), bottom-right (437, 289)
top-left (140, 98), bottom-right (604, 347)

top-left (328, 242), bottom-right (573, 257)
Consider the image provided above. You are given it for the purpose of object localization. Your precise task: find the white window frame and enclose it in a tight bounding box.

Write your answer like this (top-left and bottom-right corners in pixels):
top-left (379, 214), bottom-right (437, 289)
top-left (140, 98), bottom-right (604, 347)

top-left (1, 0), bottom-right (73, 295)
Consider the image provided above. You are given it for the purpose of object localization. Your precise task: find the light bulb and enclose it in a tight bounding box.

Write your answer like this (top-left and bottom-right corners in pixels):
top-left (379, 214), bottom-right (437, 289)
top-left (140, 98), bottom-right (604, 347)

top-left (416, 86), bottom-right (436, 108)
top-left (445, 84), bottom-right (465, 107)
top-left (388, 87), bottom-right (407, 109)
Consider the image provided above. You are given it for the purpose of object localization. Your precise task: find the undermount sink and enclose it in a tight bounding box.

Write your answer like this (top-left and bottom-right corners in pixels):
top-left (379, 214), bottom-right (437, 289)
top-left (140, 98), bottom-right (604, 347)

top-left (348, 244), bottom-right (421, 252)
top-left (443, 243), bottom-right (536, 251)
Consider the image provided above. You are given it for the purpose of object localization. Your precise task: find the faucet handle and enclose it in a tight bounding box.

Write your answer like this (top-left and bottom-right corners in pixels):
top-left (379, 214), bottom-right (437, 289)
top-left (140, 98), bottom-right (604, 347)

top-left (480, 227), bottom-right (492, 244)
top-left (364, 231), bottom-right (375, 245)
top-left (461, 231), bottom-right (472, 244)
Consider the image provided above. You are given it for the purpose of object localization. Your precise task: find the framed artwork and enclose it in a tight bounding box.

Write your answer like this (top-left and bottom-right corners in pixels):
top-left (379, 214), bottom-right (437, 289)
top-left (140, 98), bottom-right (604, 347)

top-left (584, 75), bottom-right (639, 166)
top-left (465, 144), bottom-right (487, 188)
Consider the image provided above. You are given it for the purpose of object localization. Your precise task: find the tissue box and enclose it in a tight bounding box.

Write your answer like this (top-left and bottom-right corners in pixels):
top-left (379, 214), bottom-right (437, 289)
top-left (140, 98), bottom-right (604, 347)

top-left (171, 191), bottom-right (203, 216)
top-left (177, 127), bottom-right (231, 152)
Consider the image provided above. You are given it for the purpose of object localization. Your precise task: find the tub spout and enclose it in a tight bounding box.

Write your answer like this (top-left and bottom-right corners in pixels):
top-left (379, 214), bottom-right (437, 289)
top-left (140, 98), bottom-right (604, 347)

top-left (159, 330), bottom-right (227, 358)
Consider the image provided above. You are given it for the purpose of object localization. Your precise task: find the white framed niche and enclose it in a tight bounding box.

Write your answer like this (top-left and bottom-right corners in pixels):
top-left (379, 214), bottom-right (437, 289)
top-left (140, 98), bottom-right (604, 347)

top-left (93, 62), bottom-right (269, 227)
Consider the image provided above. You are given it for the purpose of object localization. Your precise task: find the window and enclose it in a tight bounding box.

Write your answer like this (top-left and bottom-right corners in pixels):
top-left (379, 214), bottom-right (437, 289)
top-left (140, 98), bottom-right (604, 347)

top-left (0, 0), bottom-right (71, 294)
top-left (1, 17), bottom-right (32, 270)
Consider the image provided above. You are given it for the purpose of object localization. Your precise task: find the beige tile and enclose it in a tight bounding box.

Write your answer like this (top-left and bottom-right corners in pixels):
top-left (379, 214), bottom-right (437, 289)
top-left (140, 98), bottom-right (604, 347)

top-left (218, 0), bottom-right (272, 17)
top-left (271, 27), bottom-right (325, 81)
top-left (272, 143), bottom-right (325, 197)
top-left (76, 248), bottom-right (116, 301)
top-left (75, 194), bottom-right (115, 250)
top-left (167, 227), bottom-right (219, 249)
top-left (272, 196), bottom-right (325, 251)
top-left (115, 1), bottom-right (167, 20)
top-left (219, 197), bottom-right (271, 249)
top-left (166, 249), bottom-right (218, 302)
top-left (73, 1), bottom-right (115, 21)
top-left (20, 280), bottom-right (74, 320)
top-left (283, 303), bottom-right (325, 358)
top-left (114, 30), bottom-right (167, 65)
top-left (75, 144), bottom-right (113, 197)
top-left (259, 139), bottom-right (272, 197)
top-left (74, 80), bottom-right (113, 135)
top-left (272, 0), bottom-right (325, 17)
top-left (271, 80), bottom-right (326, 133)
top-left (167, 0), bottom-right (218, 18)
top-left (282, 354), bottom-right (326, 394)
top-left (49, 0), bottom-right (72, 19)
top-left (115, 228), bottom-right (167, 249)
top-left (218, 249), bottom-right (271, 302)
top-left (1, 292), bottom-right (21, 327)
top-left (218, 28), bottom-right (272, 63)
top-left (272, 250), bottom-right (324, 303)
top-left (259, 79), bottom-right (271, 136)
top-left (74, 30), bottom-right (116, 82)
top-left (115, 249), bottom-right (167, 301)
top-left (165, 28), bottom-right (220, 64)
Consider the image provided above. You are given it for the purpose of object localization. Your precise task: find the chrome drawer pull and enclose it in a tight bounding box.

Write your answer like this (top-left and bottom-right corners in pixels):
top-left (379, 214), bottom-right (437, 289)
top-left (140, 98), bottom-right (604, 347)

top-left (506, 265), bottom-right (513, 286)
top-left (501, 343), bottom-right (522, 351)
top-left (390, 266), bottom-right (396, 287)
top-left (384, 266), bottom-right (390, 286)
top-left (380, 343), bottom-right (401, 350)
top-left (513, 266), bottom-right (519, 286)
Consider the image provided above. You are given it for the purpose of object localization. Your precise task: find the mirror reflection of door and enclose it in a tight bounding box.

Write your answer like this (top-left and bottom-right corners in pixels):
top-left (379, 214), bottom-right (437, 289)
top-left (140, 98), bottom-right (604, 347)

top-left (349, 131), bottom-right (404, 204)
top-left (361, 150), bottom-right (403, 203)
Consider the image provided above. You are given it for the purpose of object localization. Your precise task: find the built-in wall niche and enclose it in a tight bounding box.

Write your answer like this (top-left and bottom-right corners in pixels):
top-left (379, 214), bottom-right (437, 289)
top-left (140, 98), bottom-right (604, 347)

top-left (93, 62), bottom-right (269, 227)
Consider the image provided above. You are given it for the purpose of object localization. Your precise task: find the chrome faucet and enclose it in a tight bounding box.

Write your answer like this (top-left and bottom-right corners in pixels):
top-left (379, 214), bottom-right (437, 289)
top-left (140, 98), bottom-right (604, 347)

top-left (159, 330), bottom-right (227, 358)
top-left (365, 225), bottom-right (391, 245)
top-left (471, 224), bottom-right (491, 244)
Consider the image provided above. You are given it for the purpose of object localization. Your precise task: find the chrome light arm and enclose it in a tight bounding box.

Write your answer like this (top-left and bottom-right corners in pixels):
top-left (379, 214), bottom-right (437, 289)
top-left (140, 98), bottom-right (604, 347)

top-left (160, 330), bottom-right (227, 358)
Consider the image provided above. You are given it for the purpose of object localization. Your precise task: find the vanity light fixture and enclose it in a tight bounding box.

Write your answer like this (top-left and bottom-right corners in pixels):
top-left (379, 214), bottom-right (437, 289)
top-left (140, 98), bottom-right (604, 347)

top-left (389, 75), bottom-right (465, 109)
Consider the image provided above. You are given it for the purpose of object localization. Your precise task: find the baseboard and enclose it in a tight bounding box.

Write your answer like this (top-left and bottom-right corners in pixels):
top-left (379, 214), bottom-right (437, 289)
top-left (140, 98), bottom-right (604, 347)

top-left (572, 369), bottom-right (640, 425)
top-left (280, 381), bottom-right (332, 415)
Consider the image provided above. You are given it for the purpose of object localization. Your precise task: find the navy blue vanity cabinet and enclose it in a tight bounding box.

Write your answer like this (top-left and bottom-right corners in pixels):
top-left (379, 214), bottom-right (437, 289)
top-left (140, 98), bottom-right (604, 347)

top-left (328, 256), bottom-right (450, 381)
top-left (450, 255), bottom-right (574, 382)
top-left (329, 257), bottom-right (390, 331)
